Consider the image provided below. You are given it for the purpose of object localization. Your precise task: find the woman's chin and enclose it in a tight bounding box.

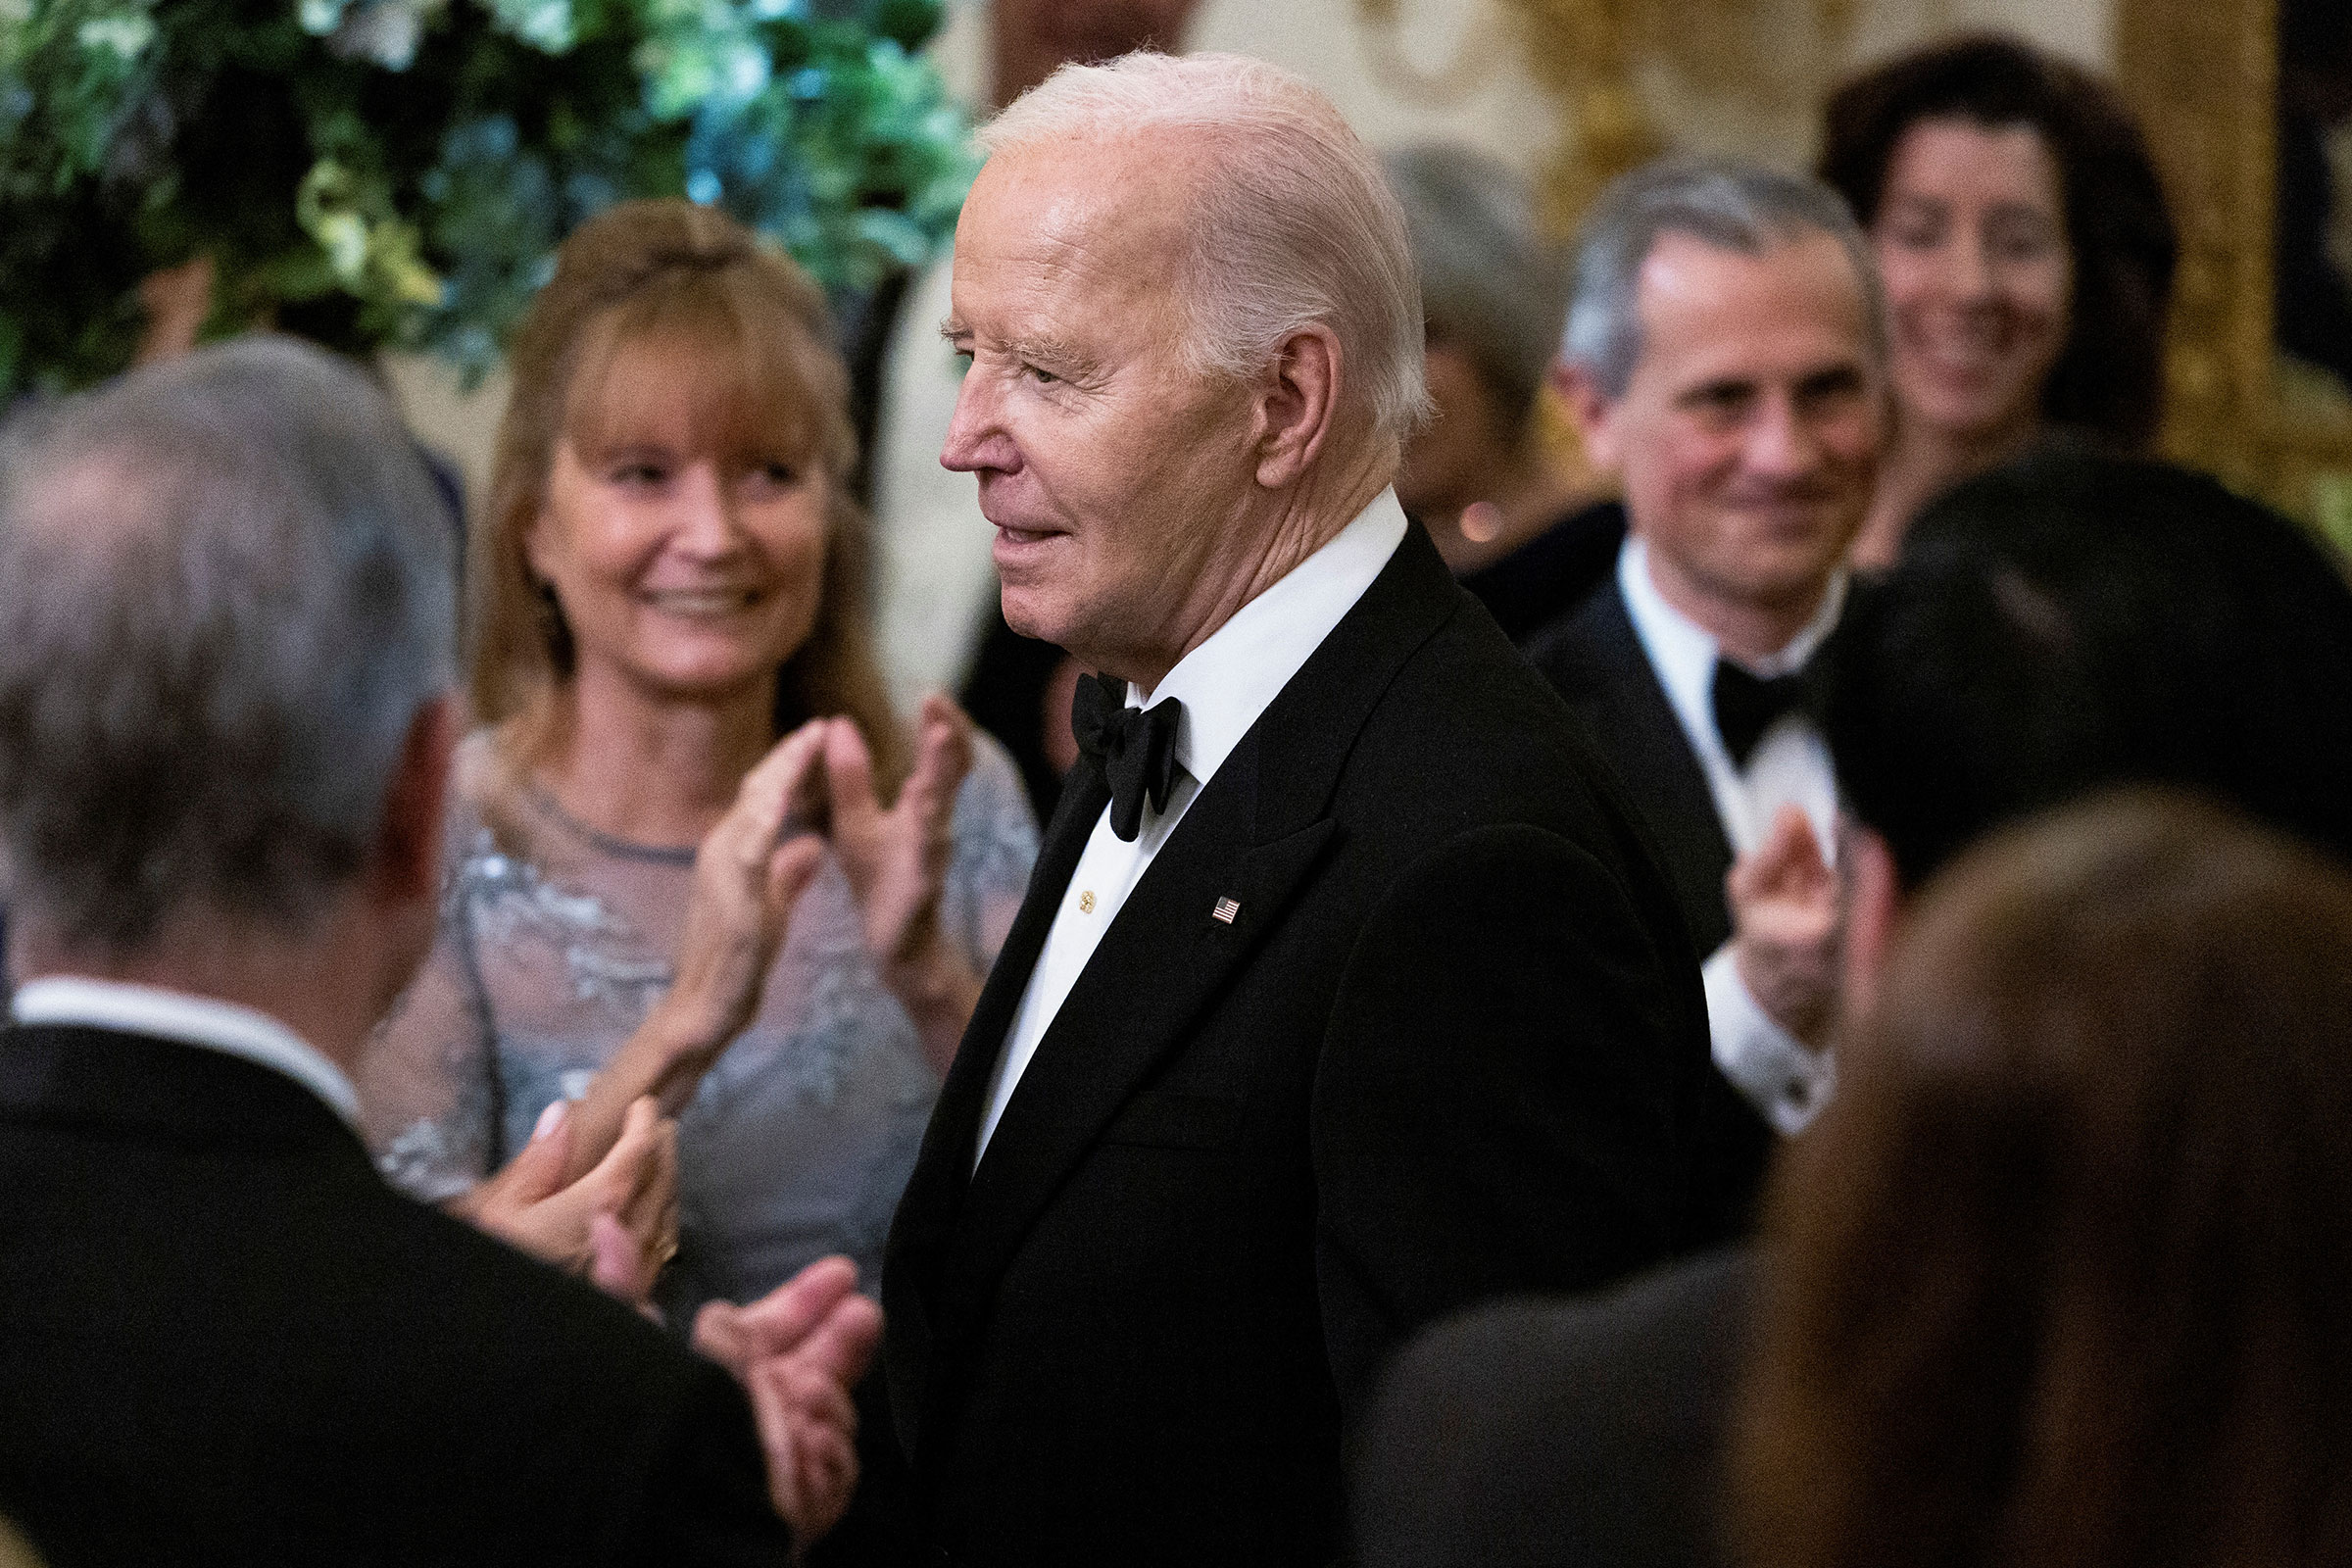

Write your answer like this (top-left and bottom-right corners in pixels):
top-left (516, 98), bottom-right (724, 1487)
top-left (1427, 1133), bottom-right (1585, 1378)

top-left (1906, 385), bottom-right (2039, 451)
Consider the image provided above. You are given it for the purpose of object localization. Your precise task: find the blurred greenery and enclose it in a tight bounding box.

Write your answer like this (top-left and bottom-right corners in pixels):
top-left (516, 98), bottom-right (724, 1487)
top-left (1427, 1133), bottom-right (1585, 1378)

top-left (0, 0), bottom-right (973, 396)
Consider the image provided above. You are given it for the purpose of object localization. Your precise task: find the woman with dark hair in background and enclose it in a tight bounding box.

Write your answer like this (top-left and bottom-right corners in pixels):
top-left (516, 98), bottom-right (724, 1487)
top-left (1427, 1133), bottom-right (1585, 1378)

top-left (1733, 791), bottom-right (2352, 1568)
top-left (1384, 144), bottom-right (1611, 643)
top-left (1818, 34), bottom-right (2177, 565)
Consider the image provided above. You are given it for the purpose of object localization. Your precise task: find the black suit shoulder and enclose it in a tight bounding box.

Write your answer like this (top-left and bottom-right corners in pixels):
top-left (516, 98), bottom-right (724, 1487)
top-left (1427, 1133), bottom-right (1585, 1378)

top-left (1351, 1248), bottom-right (1755, 1568)
top-left (1298, 579), bottom-right (1717, 1393)
top-left (0, 1025), bottom-right (786, 1568)
top-left (1524, 572), bottom-right (1734, 956)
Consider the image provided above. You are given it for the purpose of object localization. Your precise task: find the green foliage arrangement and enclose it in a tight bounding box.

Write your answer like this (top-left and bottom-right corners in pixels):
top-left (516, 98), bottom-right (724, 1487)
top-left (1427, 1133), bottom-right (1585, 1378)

top-left (0, 0), bottom-right (976, 397)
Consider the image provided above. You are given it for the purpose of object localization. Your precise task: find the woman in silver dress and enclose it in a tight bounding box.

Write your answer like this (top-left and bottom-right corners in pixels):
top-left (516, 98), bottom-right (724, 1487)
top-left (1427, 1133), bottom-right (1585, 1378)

top-left (359, 199), bottom-right (1037, 1315)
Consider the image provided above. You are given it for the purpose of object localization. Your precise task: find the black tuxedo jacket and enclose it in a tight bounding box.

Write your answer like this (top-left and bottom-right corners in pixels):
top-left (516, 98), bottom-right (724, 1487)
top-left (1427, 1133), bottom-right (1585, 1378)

top-left (1525, 529), bottom-right (1734, 957)
top-left (1350, 1248), bottom-right (1753, 1568)
top-left (880, 522), bottom-right (1713, 1567)
top-left (1529, 560), bottom-right (1790, 1238)
top-left (0, 1022), bottom-right (790, 1568)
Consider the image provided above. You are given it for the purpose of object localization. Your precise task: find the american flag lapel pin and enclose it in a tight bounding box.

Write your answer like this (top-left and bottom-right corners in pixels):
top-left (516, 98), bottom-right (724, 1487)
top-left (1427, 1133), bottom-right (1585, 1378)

top-left (1211, 897), bottom-right (1241, 925)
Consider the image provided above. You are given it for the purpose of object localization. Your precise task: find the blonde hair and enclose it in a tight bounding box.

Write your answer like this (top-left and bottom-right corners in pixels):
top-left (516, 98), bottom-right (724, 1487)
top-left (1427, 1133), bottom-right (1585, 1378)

top-left (470, 198), bottom-right (905, 798)
top-left (982, 52), bottom-right (1431, 456)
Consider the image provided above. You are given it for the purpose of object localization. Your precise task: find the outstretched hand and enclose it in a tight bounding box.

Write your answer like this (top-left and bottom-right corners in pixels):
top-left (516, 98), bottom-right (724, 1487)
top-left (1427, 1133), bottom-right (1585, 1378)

top-left (1727, 805), bottom-right (1842, 1048)
top-left (456, 1095), bottom-right (678, 1312)
top-left (820, 698), bottom-right (985, 1071)
top-left (693, 1256), bottom-right (883, 1544)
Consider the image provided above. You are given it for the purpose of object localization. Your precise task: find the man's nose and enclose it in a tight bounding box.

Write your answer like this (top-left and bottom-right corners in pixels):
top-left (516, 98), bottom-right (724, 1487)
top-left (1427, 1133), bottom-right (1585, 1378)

top-left (941, 370), bottom-right (1020, 475)
top-left (1744, 395), bottom-right (1821, 480)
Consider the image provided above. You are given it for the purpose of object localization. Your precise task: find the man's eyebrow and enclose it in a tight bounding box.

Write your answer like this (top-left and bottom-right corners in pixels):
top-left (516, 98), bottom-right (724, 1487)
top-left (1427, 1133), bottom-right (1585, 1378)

top-left (1004, 335), bottom-right (1097, 373)
top-left (1675, 376), bottom-right (1757, 404)
top-left (940, 317), bottom-right (968, 341)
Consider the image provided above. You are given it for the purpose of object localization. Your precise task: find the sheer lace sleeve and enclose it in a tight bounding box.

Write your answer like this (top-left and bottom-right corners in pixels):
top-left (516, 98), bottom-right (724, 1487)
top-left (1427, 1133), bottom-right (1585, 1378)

top-left (357, 827), bottom-right (501, 1205)
top-left (940, 731), bottom-right (1041, 975)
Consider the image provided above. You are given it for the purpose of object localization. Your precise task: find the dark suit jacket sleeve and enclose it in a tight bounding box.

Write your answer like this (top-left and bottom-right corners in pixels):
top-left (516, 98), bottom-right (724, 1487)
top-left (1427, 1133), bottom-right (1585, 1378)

top-left (1349, 1250), bottom-right (1753, 1568)
top-left (1311, 821), bottom-right (1690, 1403)
top-left (623, 1358), bottom-right (795, 1567)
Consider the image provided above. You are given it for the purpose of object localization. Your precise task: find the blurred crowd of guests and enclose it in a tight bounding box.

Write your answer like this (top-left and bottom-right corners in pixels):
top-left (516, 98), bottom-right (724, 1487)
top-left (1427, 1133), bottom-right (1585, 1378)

top-left (6, 7), bottom-right (2352, 1568)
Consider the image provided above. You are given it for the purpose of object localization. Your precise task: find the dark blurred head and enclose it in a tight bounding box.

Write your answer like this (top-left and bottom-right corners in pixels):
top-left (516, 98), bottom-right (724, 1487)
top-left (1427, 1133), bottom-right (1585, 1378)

top-left (1819, 34), bottom-right (2177, 451)
top-left (1735, 789), bottom-right (2352, 1568)
top-left (989, 0), bottom-right (1203, 108)
top-left (1824, 449), bottom-right (2352, 887)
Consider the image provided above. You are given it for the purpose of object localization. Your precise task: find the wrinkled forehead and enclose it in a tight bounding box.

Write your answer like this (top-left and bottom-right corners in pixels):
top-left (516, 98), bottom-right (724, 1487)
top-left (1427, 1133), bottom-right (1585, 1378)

top-left (955, 133), bottom-right (1202, 315)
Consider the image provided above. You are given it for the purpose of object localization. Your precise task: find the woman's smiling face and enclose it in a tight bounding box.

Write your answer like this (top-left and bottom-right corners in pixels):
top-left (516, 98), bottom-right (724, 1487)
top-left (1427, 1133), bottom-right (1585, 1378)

top-left (528, 329), bottom-right (830, 706)
top-left (1871, 117), bottom-right (2073, 447)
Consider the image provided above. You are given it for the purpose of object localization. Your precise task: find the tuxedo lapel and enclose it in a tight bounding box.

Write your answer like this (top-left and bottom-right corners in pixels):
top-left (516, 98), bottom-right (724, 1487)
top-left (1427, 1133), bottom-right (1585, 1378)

top-left (1556, 585), bottom-right (1737, 952)
top-left (920, 523), bottom-right (1462, 1334)
top-left (889, 761), bottom-right (1111, 1291)
top-left (935, 741), bottom-right (1335, 1321)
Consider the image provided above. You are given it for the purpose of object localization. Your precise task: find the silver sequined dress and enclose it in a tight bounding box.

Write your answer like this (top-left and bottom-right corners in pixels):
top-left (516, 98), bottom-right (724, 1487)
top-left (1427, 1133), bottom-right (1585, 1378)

top-left (357, 730), bottom-right (1037, 1314)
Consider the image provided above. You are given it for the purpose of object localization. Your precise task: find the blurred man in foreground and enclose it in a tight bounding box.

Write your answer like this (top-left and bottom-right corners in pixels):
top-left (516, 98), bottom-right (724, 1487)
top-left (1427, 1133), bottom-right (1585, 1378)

top-left (0, 338), bottom-right (877, 1566)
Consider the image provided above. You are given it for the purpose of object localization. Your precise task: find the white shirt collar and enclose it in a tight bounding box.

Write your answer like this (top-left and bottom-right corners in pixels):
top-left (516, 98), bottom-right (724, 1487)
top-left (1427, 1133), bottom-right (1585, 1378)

top-left (1617, 534), bottom-right (1847, 760)
top-left (11, 975), bottom-right (362, 1130)
top-left (1129, 488), bottom-right (1409, 788)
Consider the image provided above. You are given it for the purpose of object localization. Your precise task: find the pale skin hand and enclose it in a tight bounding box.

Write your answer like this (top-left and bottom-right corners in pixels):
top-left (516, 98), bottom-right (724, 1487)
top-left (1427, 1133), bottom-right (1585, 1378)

top-left (1728, 805), bottom-right (1842, 1048)
top-left (693, 1255), bottom-right (884, 1543)
top-left (819, 696), bottom-right (985, 1074)
top-left (454, 1096), bottom-right (678, 1310)
top-left (558, 722), bottom-right (831, 1183)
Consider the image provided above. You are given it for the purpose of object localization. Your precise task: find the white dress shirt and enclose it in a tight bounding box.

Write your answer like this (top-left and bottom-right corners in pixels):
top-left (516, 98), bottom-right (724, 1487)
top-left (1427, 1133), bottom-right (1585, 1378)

top-left (1617, 537), bottom-right (1843, 1134)
top-left (972, 490), bottom-right (1410, 1166)
top-left (12, 974), bottom-right (362, 1130)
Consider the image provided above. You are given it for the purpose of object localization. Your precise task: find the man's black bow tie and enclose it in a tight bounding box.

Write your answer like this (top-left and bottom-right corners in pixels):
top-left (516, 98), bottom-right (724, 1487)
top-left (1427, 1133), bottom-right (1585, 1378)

top-left (1070, 673), bottom-right (1183, 842)
top-left (1711, 660), bottom-right (1815, 770)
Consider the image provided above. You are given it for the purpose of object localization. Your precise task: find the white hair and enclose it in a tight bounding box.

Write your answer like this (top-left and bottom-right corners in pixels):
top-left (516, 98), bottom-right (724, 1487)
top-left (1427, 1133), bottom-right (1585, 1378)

top-left (982, 52), bottom-right (1431, 453)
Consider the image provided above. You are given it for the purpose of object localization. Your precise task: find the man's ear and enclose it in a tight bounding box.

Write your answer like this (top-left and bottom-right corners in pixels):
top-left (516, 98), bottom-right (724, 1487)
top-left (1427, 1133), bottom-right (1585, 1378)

top-left (373, 693), bottom-right (459, 907)
top-left (1551, 360), bottom-right (1623, 474)
top-left (1838, 820), bottom-right (1904, 1029)
top-left (1251, 323), bottom-right (1343, 489)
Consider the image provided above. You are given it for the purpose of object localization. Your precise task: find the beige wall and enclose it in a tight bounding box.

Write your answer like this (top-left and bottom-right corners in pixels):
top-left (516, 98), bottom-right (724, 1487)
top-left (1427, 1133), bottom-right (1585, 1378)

top-left (391, 0), bottom-right (2115, 504)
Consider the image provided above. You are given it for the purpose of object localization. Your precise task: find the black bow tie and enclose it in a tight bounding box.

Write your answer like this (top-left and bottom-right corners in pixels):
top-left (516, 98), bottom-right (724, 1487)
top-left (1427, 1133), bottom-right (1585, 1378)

top-left (1070, 673), bottom-right (1183, 842)
top-left (1711, 660), bottom-right (1814, 770)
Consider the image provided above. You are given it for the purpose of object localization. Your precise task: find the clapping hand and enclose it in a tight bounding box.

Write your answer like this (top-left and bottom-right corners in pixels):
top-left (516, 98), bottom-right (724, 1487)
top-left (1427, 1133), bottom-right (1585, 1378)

top-left (655, 720), bottom-right (834, 1088)
top-left (1727, 805), bottom-right (1842, 1048)
top-left (456, 1095), bottom-right (678, 1312)
top-left (693, 1256), bottom-right (883, 1543)
top-left (562, 724), bottom-right (831, 1182)
top-left (818, 697), bottom-right (985, 1070)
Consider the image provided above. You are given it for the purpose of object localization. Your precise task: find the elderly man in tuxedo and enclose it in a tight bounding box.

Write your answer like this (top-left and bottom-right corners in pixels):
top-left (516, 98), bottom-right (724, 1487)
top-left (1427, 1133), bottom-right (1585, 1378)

top-left (0, 338), bottom-right (876, 1565)
top-left (1528, 158), bottom-right (1888, 1237)
top-left (878, 51), bottom-right (1711, 1567)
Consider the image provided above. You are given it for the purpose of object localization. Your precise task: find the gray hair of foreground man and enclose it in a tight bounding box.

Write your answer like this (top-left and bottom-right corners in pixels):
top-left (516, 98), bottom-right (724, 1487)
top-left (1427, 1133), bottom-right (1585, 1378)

top-left (0, 337), bottom-right (456, 952)
top-left (1561, 157), bottom-right (1886, 400)
top-left (984, 51), bottom-right (1432, 451)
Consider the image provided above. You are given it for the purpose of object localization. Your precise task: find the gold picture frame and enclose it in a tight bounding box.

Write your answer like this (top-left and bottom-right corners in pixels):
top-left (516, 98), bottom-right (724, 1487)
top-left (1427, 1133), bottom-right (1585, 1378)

top-left (2115, 0), bottom-right (2352, 537)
